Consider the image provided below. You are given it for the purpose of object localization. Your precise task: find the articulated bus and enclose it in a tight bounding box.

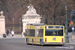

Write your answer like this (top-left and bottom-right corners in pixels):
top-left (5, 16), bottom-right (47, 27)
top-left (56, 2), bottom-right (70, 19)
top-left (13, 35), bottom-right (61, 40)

top-left (25, 23), bottom-right (65, 45)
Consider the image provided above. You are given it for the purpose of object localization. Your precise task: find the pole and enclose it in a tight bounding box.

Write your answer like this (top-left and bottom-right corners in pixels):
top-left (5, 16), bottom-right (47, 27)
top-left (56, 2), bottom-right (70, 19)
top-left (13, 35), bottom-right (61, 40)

top-left (72, 19), bottom-right (74, 34)
top-left (54, 15), bottom-right (55, 25)
top-left (19, 18), bottom-right (21, 32)
top-left (35, 26), bottom-right (37, 44)
top-left (65, 6), bottom-right (69, 43)
top-left (13, 18), bottom-right (14, 31)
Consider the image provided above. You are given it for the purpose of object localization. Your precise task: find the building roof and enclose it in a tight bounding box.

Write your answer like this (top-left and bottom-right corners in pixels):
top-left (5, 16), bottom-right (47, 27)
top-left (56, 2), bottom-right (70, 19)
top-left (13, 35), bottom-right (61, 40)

top-left (22, 4), bottom-right (41, 18)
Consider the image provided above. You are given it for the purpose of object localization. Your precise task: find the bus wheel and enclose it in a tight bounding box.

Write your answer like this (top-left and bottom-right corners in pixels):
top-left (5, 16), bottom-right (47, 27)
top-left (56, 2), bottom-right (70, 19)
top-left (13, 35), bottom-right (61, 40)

top-left (26, 39), bottom-right (28, 44)
top-left (40, 40), bottom-right (43, 46)
top-left (32, 39), bottom-right (34, 45)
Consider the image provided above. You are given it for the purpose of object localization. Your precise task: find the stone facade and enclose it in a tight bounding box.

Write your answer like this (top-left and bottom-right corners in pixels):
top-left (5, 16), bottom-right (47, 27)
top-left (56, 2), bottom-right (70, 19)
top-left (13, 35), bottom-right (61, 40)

top-left (0, 11), bottom-right (5, 37)
top-left (22, 4), bottom-right (41, 33)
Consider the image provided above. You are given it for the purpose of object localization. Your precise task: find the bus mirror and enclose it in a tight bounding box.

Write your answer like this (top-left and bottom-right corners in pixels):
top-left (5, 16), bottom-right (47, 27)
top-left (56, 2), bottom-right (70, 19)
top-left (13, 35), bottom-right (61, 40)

top-left (23, 32), bottom-right (27, 36)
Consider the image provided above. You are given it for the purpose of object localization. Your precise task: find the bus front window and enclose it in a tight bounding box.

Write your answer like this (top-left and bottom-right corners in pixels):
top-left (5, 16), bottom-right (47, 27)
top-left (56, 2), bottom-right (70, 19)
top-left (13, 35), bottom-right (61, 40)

top-left (52, 31), bottom-right (56, 36)
top-left (45, 30), bottom-right (63, 36)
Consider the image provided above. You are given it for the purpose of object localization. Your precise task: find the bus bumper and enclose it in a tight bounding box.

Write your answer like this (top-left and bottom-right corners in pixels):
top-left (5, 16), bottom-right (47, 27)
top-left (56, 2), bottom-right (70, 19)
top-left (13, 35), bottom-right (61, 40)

top-left (43, 42), bottom-right (65, 45)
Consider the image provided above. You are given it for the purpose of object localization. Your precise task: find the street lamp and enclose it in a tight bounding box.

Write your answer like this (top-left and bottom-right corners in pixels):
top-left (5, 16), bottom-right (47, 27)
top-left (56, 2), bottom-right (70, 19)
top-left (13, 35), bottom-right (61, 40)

top-left (52, 18), bottom-right (54, 25)
top-left (19, 18), bottom-right (21, 32)
top-left (54, 15), bottom-right (55, 25)
top-left (65, 6), bottom-right (69, 43)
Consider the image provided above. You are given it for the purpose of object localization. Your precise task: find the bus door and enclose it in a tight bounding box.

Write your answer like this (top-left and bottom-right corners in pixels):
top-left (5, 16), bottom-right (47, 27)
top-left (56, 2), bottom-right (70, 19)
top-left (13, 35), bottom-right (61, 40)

top-left (35, 26), bottom-right (43, 44)
top-left (35, 26), bottom-right (37, 44)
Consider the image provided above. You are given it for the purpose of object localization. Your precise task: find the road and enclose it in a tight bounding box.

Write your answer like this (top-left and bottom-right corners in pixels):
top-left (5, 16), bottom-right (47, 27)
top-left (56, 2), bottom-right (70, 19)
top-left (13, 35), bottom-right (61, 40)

top-left (0, 38), bottom-right (75, 50)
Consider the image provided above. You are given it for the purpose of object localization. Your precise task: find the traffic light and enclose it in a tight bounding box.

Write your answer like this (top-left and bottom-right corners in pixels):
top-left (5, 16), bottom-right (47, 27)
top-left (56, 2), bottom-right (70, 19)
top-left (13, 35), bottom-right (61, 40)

top-left (70, 21), bottom-right (73, 26)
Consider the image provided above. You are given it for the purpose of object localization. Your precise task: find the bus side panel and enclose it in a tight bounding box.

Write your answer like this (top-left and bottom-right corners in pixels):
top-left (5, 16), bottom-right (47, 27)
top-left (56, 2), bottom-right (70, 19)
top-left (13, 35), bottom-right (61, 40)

top-left (63, 26), bottom-right (65, 43)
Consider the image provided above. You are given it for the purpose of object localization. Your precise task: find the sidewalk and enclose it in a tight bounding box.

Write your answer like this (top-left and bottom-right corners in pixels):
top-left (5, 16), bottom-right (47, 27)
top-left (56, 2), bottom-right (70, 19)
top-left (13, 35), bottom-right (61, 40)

top-left (0, 34), bottom-right (24, 39)
top-left (65, 32), bottom-right (75, 46)
top-left (65, 39), bottom-right (75, 46)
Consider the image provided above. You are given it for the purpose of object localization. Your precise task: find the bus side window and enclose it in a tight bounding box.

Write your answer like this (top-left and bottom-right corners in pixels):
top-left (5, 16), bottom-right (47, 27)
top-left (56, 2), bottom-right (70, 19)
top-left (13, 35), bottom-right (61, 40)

top-left (27, 29), bottom-right (30, 36)
top-left (30, 29), bottom-right (35, 36)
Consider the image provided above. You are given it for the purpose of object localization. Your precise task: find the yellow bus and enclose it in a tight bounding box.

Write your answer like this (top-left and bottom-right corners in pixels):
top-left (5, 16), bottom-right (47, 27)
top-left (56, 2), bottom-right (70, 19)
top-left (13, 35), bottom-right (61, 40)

top-left (25, 23), bottom-right (65, 45)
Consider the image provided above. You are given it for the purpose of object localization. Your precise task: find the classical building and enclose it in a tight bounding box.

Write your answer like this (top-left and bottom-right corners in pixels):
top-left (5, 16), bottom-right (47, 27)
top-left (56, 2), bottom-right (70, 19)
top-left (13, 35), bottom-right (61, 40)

top-left (22, 4), bottom-right (41, 33)
top-left (0, 11), bottom-right (5, 37)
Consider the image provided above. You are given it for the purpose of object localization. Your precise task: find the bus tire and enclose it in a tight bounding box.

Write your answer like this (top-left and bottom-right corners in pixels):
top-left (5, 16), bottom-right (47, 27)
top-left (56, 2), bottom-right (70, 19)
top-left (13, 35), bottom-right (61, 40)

top-left (26, 39), bottom-right (28, 45)
top-left (40, 40), bottom-right (43, 46)
top-left (61, 43), bottom-right (65, 46)
top-left (32, 39), bottom-right (34, 45)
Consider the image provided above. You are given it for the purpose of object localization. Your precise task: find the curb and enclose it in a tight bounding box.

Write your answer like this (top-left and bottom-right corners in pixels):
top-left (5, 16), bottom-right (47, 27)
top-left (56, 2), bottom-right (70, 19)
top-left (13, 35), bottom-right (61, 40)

top-left (65, 43), bottom-right (75, 46)
top-left (0, 35), bottom-right (24, 39)
top-left (0, 37), bottom-right (24, 39)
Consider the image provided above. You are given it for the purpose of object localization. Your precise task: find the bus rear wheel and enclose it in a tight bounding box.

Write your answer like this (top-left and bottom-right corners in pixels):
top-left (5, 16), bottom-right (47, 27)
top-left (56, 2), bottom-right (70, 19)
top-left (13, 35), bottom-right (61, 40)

top-left (40, 40), bottom-right (43, 46)
top-left (32, 39), bottom-right (34, 45)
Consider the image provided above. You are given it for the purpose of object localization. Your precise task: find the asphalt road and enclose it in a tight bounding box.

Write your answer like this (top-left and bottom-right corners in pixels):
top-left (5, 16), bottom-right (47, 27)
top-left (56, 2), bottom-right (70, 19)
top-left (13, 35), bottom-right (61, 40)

top-left (0, 38), bottom-right (75, 50)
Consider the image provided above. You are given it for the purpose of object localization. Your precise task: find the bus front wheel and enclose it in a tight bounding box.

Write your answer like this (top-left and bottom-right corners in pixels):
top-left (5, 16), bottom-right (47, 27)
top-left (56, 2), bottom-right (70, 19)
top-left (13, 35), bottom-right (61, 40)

top-left (26, 39), bottom-right (28, 44)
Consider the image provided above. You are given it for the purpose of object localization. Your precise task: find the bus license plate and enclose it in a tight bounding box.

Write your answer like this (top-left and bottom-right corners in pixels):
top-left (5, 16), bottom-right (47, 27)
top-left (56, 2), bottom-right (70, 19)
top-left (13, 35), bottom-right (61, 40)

top-left (53, 38), bottom-right (56, 40)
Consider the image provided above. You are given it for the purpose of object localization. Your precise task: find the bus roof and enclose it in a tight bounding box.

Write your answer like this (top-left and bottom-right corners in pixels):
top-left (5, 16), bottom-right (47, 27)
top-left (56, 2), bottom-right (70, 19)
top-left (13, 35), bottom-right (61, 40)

top-left (27, 23), bottom-right (44, 26)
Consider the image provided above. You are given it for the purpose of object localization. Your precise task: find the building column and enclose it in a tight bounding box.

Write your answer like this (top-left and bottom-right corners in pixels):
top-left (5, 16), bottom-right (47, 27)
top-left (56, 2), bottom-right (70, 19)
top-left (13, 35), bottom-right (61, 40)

top-left (0, 11), bottom-right (5, 38)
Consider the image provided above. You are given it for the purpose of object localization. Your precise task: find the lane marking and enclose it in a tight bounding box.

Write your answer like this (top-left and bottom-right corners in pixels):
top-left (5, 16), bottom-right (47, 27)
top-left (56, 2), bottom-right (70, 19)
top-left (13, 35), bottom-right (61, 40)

top-left (55, 46), bottom-right (74, 49)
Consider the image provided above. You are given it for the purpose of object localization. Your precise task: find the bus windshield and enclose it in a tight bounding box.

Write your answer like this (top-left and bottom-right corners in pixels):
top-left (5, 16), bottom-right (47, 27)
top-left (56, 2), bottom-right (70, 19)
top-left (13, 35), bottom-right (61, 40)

top-left (45, 30), bottom-right (63, 36)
